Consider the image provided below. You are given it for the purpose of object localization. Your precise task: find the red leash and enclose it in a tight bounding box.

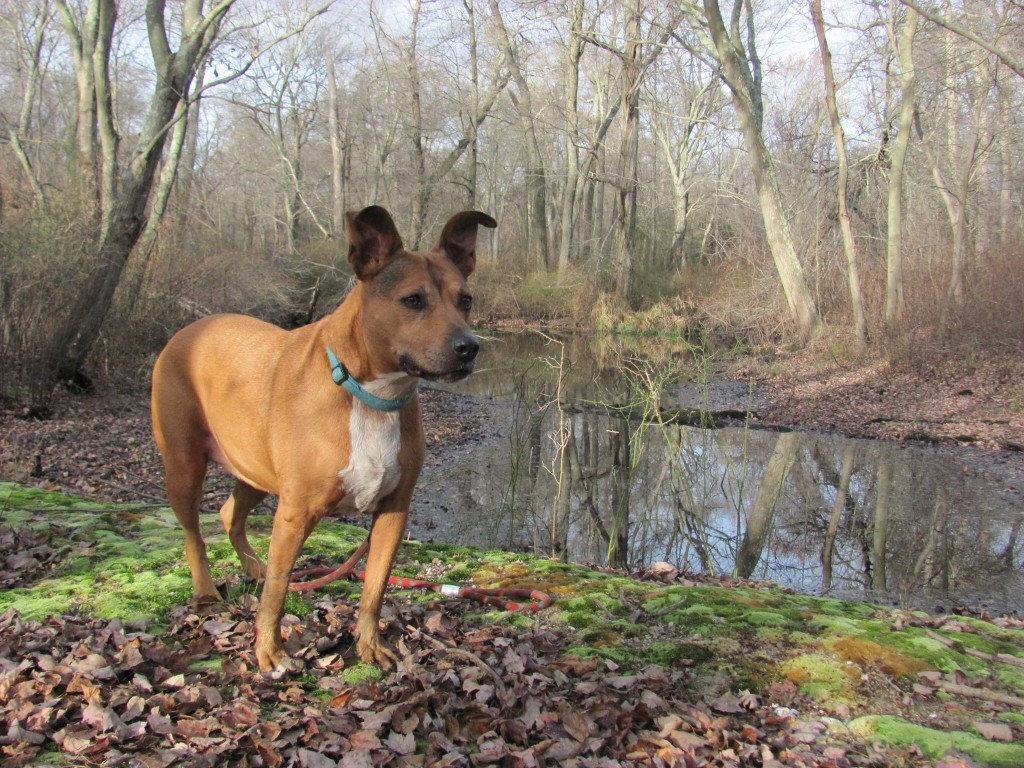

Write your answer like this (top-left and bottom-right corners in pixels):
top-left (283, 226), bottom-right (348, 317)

top-left (288, 538), bottom-right (553, 612)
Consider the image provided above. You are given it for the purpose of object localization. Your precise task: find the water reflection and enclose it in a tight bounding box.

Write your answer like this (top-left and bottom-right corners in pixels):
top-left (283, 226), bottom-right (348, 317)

top-left (412, 332), bottom-right (1024, 614)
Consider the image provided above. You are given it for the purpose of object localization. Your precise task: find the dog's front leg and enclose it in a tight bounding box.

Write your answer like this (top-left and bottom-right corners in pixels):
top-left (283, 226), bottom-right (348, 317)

top-left (254, 505), bottom-right (311, 673)
top-left (355, 507), bottom-right (408, 668)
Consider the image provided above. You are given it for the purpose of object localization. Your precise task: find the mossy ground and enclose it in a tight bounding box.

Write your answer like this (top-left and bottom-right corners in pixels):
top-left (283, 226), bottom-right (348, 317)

top-left (3, 481), bottom-right (1024, 766)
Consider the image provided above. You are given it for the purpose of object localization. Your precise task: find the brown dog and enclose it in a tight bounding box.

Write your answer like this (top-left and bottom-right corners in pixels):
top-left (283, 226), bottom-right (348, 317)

top-left (151, 206), bottom-right (495, 673)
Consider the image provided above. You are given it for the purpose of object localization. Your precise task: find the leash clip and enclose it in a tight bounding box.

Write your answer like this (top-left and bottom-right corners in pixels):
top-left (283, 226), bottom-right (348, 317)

top-left (329, 357), bottom-right (349, 385)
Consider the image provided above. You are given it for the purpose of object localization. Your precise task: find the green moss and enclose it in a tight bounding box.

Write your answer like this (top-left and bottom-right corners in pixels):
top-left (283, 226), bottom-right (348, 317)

top-left (740, 610), bottom-right (790, 627)
top-left (475, 611), bottom-right (536, 629)
top-left (564, 643), bottom-right (633, 666)
top-left (994, 665), bottom-right (1024, 697)
top-left (646, 641), bottom-right (710, 667)
top-left (889, 631), bottom-right (988, 676)
top-left (680, 604), bottom-right (717, 617)
top-left (849, 715), bottom-right (1024, 768)
top-left (341, 663), bottom-right (384, 685)
top-left (948, 630), bottom-right (1024, 660)
top-left (90, 569), bottom-right (195, 619)
top-left (283, 593), bottom-right (312, 618)
top-left (559, 593), bottom-right (626, 616)
top-left (780, 652), bottom-right (861, 704)
top-left (444, 566), bottom-right (473, 582)
top-left (997, 712), bottom-right (1024, 728)
top-left (959, 617), bottom-right (1024, 644)
top-left (809, 615), bottom-right (871, 636)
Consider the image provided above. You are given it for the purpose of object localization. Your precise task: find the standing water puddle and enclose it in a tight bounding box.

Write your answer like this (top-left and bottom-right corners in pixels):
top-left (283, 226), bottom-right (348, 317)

top-left (409, 332), bottom-right (1024, 614)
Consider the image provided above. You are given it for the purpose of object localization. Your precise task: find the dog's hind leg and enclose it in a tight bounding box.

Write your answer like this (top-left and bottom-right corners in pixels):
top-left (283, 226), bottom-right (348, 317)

top-left (220, 480), bottom-right (268, 581)
top-left (163, 451), bottom-right (221, 604)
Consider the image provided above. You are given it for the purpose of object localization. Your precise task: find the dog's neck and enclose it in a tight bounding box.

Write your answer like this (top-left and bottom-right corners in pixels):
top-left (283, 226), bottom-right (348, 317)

top-left (319, 288), bottom-right (419, 409)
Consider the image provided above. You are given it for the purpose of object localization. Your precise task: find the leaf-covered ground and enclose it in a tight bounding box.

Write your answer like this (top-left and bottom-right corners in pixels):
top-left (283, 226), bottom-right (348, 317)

top-left (748, 348), bottom-right (1024, 453)
top-left (2, 483), bottom-right (1024, 767)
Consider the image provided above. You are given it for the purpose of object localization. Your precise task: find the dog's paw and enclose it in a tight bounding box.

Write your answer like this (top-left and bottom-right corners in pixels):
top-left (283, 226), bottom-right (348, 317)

top-left (356, 635), bottom-right (397, 670)
top-left (255, 640), bottom-right (298, 676)
top-left (262, 654), bottom-right (303, 681)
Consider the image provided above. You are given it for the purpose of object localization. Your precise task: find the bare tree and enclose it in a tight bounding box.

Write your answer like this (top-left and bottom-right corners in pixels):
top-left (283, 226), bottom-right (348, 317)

top-left (326, 53), bottom-right (349, 235)
top-left (230, 22), bottom-right (331, 251)
top-left (648, 51), bottom-right (719, 270)
top-left (52, 0), bottom-right (103, 201)
top-left (695, 0), bottom-right (823, 341)
top-left (488, 0), bottom-right (551, 270)
top-left (884, 0), bottom-right (918, 334)
top-left (374, 0), bottom-right (507, 248)
top-left (41, 0), bottom-right (335, 388)
top-left (811, 0), bottom-right (867, 345)
top-left (583, 2), bottom-right (678, 295)
top-left (898, 0), bottom-right (1024, 80)
top-left (2, 0), bottom-right (52, 206)
top-left (911, 5), bottom-right (1004, 327)
top-left (556, 0), bottom-right (586, 272)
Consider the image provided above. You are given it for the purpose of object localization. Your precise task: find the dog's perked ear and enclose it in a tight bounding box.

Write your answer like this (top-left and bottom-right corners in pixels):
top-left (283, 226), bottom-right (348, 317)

top-left (346, 206), bottom-right (404, 280)
top-left (436, 211), bottom-right (497, 278)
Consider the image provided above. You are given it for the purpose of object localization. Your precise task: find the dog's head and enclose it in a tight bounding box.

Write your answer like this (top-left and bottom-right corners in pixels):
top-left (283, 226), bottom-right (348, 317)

top-left (345, 206), bottom-right (496, 382)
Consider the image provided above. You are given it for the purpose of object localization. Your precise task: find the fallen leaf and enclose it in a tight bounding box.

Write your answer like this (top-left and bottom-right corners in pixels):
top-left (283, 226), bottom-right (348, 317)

top-left (708, 692), bottom-right (745, 714)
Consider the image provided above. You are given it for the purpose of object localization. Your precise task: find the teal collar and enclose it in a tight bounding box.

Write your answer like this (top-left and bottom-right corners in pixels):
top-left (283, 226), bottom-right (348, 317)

top-left (326, 347), bottom-right (416, 412)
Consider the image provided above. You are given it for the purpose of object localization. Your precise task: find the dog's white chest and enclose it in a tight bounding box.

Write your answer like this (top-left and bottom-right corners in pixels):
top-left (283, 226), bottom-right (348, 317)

top-left (337, 403), bottom-right (402, 514)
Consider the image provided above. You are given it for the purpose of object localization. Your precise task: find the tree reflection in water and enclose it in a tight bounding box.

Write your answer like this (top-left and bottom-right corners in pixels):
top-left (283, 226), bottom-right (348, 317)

top-left (413, 332), bottom-right (1024, 614)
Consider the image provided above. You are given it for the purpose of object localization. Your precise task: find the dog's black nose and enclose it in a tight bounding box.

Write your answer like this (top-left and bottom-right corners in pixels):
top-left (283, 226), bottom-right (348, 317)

top-left (452, 332), bottom-right (479, 363)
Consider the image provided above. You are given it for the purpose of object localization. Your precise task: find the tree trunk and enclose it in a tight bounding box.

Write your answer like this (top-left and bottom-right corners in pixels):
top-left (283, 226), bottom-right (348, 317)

top-left (885, 3), bottom-right (918, 335)
top-left (702, 0), bottom-right (822, 342)
top-left (607, 421), bottom-right (632, 569)
top-left (9, 6), bottom-right (48, 206)
top-left (811, 0), bottom-right (867, 346)
top-left (327, 55), bottom-right (347, 235)
top-left (488, 0), bottom-right (550, 270)
top-left (557, 0), bottom-right (585, 272)
top-left (46, 0), bottom-right (235, 385)
top-left (407, 0), bottom-right (427, 248)
top-left (611, 0), bottom-right (642, 297)
top-left (463, 0), bottom-right (480, 208)
top-left (54, 0), bottom-right (101, 202)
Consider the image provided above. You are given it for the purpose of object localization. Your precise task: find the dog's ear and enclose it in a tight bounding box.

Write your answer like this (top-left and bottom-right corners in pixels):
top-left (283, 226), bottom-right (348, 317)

top-left (436, 211), bottom-right (497, 278)
top-left (346, 206), bottom-right (404, 279)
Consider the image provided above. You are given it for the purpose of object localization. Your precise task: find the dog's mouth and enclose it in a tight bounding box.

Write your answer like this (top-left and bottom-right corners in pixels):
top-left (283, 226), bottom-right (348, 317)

top-left (399, 355), bottom-right (474, 382)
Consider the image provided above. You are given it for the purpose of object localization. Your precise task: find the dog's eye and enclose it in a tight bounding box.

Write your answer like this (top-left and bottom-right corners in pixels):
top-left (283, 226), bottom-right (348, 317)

top-left (401, 294), bottom-right (426, 310)
top-left (459, 294), bottom-right (473, 312)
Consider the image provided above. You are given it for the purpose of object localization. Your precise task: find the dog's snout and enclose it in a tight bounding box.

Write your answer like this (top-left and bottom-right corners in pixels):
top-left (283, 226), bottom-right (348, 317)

top-left (452, 332), bottom-right (479, 363)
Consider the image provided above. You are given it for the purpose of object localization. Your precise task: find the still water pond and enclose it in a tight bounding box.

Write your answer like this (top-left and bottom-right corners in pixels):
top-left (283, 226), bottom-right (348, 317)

top-left (411, 332), bottom-right (1024, 615)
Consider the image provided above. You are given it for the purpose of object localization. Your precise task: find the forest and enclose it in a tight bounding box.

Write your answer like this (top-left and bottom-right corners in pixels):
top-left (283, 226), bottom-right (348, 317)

top-left (1, 0), bottom-right (1023, 407)
top-left (3, 2), bottom-right (1024, 764)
